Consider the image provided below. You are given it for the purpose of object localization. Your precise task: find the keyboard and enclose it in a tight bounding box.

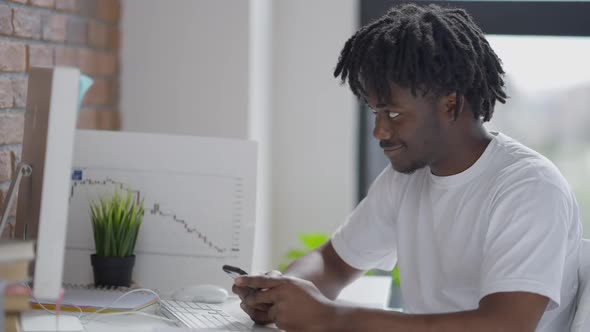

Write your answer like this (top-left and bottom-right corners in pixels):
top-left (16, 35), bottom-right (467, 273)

top-left (160, 299), bottom-right (250, 331)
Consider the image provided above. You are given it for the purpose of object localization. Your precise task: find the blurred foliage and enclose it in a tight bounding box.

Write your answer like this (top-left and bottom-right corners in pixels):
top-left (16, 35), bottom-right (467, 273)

top-left (279, 233), bottom-right (329, 271)
top-left (280, 232), bottom-right (400, 287)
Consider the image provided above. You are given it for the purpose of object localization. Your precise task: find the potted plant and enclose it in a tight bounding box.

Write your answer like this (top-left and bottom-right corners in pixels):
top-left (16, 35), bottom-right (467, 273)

top-left (89, 190), bottom-right (144, 287)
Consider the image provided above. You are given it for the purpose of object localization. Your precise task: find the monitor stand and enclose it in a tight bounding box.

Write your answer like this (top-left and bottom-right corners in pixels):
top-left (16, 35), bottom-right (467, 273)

top-left (20, 312), bottom-right (83, 332)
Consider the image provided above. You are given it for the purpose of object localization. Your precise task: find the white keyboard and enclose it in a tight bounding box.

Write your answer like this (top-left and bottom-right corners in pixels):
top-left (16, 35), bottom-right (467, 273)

top-left (160, 299), bottom-right (250, 331)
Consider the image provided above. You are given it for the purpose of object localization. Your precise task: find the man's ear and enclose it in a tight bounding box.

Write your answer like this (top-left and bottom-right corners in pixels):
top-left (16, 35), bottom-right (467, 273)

top-left (441, 92), bottom-right (464, 121)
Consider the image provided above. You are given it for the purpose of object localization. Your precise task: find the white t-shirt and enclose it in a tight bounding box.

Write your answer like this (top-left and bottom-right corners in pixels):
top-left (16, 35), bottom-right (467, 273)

top-left (331, 132), bottom-right (583, 331)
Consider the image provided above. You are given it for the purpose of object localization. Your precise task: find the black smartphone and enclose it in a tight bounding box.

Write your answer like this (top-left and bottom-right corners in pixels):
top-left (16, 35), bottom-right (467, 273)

top-left (222, 264), bottom-right (249, 279)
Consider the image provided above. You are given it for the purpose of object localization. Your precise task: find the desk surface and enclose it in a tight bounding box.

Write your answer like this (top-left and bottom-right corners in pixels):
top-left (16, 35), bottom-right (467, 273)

top-left (26, 276), bottom-right (392, 331)
top-left (25, 298), bottom-right (272, 332)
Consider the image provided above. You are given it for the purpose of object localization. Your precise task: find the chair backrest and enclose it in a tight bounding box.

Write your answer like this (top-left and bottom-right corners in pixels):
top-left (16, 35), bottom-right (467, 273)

top-left (571, 239), bottom-right (590, 332)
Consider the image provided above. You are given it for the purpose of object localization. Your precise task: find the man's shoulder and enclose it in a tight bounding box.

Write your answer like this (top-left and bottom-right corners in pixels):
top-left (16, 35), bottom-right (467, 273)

top-left (491, 133), bottom-right (571, 196)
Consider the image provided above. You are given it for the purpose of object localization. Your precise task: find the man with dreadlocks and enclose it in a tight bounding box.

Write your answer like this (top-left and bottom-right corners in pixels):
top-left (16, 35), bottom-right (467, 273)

top-left (233, 3), bottom-right (582, 331)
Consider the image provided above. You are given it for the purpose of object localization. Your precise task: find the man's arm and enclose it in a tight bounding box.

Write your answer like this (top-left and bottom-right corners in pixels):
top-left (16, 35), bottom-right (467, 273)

top-left (331, 291), bottom-right (549, 332)
top-left (283, 240), bottom-right (365, 300)
top-left (239, 275), bottom-right (550, 332)
top-left (232, 240), bottom-right (362, 324)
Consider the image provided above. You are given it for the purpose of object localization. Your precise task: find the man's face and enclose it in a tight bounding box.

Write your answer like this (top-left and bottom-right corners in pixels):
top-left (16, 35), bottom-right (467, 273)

top-left (366, 83), bottom-right (446, 174)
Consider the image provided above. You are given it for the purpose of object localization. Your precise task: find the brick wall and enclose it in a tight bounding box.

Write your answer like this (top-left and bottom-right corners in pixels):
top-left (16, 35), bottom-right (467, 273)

top-left (0, 0), bottom-right (121, 237)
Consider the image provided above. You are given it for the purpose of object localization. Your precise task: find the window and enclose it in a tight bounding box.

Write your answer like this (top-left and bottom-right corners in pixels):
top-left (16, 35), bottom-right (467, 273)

top-left (487, 35), bottom-right (590, 235)
top-left (359, 1), bottom-right (590, 234)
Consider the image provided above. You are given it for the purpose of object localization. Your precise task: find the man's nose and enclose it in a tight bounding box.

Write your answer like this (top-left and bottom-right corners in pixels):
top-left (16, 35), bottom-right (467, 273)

top-left (373, 114), bottom-right (393, 140)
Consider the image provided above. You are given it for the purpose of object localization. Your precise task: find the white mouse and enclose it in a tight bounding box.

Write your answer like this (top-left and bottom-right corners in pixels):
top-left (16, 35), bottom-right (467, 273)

top-left (171, 284), bottom-right (229, 304)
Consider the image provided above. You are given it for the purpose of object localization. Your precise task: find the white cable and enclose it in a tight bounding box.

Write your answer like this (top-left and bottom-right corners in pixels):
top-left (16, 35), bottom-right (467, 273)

top-left (24, 282), bottom-right (85, 319)
top-left (80, 288), bottom-right (161, 321)
top-left (25, 283), bottom-right (166, 325)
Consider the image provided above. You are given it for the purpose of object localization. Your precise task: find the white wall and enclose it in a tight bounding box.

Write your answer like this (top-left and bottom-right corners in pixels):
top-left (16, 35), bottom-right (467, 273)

top-left (271, 0), bottom-right (358, 267)
top-left (121, 0), bottom-right (250, 138)
top-left (121, 0), bottom-right (272, 272)
top-left (120, 0), bottom-right (358, 271)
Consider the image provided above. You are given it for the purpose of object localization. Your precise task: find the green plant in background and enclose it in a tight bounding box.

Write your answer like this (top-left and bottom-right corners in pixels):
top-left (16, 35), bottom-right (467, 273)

top-left (279, 233), bottom-right (330, 271)
top-left (280, 232), bottom-right (401, 287)
top-left (90, 190), bottom-right (144, 257)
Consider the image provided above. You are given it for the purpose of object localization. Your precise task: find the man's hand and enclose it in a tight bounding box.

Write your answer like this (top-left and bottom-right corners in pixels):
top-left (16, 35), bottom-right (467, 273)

top-left (232, 270), bottom-right (281, 325)
top-left (236, 275), bottom-right (338, 331)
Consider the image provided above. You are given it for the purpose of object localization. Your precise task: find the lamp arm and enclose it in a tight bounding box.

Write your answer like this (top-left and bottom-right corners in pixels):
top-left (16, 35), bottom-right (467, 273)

top-left (0, 163), bottom-right (32, 238)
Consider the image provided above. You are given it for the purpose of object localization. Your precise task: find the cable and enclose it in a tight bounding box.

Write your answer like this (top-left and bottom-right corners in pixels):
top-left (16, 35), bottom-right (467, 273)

top-left (25, 282), bottom-right (85, 318)
top-left (80, 288), bottom-right (161, 321)
top-left (55, 287), bottom-right (65, 331)
top-left (25, 283), bottom-right (169, 326)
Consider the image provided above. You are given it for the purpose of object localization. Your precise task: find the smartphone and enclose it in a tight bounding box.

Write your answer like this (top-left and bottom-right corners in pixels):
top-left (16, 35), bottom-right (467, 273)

top-left (222, 264), bottom-right (249, 279)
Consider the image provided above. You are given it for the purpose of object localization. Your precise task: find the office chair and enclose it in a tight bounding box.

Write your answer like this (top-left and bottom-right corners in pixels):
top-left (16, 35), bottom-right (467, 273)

top-left (571, 239), bottom-right (590, 332)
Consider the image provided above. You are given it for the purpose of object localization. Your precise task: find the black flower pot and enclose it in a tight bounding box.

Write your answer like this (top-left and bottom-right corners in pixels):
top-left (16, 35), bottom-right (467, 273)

top-left (91, 254), bottom-right (135, 287)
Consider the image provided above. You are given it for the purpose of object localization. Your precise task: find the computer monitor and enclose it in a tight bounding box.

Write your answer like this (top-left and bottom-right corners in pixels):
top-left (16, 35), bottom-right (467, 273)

top-left (12, 67), bottom-right (80, 301)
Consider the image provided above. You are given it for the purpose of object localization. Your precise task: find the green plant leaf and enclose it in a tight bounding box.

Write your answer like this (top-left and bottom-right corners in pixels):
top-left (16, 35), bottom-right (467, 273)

top-left (279, 232), bottom-right (330, 272)
top-left (392, 266), bottom-right (401, 288)
top-left (89, 189), bottom-right (145, 257)
top-left (286, 249), bottom-right (306, 260)
top-left (299, 233), bottom-right (329, 250)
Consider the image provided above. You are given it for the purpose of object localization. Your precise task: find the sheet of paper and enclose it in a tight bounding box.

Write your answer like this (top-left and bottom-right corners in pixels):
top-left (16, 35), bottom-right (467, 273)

top-left (63, 130), bottom-right (257, 295)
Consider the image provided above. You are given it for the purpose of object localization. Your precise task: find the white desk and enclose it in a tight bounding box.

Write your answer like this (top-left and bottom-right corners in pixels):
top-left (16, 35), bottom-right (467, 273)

top-left (25, 276), bottom-right (392, 332)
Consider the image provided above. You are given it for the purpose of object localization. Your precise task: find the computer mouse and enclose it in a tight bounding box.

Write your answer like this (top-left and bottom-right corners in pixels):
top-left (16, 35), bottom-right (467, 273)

top-left (171, 284), bottom-right (229, 304)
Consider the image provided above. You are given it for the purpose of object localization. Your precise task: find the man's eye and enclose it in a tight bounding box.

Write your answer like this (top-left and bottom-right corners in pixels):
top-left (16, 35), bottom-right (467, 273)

top-left (387, 112), bottom-right (400, 119)
top-left (369, 108), bottom-right (378, 115)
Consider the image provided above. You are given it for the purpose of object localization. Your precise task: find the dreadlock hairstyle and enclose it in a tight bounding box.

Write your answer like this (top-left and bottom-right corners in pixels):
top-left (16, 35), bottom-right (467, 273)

top-left (334, 3), bottom-right (507, 122)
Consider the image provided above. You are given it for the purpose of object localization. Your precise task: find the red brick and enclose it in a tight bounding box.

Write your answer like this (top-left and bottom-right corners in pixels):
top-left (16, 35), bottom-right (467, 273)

top-left (13, 8), bottom-right (42, 39)
top-left (78, 109), bottom-right (119, 130)
top-left (82, 79), bottom-right (111, 105)
top-left (54, 46), bottom-right (78, 67)
top-left (0, 79), bottom-right (13, 108)
top-left (78, 0), bottom-right (96, 17)
top-left (0, 112), bottom-right (24, 144)
top-left (98, 52), bottom-right (116, 76)
top-left (96, 0), bottom-right (119, 22)
top-left (56, 0), bottom-right (78, 12)
top-left (111, 77), bottom-right (119, 104)
top-left (11, 78), bottom-right (27, 108)
top-left (66, 17), bottom-right (86, 44)
top-left (0, 150), bottom-right (13, 181)
top-left (77, 108), bottom-right (93, 128)
top-left (31, 0), bottom-right (55, 8)
top-left (78, 48), bottom-right (98, 75)
top-left (0, 42), bottom-right (26, 72)
top-left (106, 26), bottom-right (118, 50)
top-left (28, 44), bottom-right (53, 68)
top-left (88, 21), bottom-right (107, 48)
top-left (98, 109), bottom-right (119, 129)
top-left (0, 4), bottom-right (13, 35)
top-left (42, 13), bottom-right (66, 42)
top-left (0, 78), bottom-right (27, 109)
